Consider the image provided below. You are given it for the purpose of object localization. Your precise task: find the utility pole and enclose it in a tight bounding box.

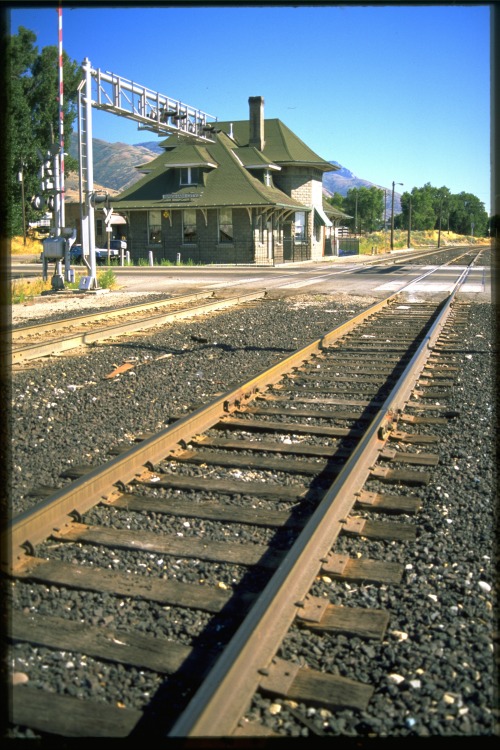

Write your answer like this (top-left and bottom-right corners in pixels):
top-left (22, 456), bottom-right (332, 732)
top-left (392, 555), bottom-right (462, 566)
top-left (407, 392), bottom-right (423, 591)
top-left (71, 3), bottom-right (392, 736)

top-left (437, 196), bottom-right (443, 248)
top-left (384, 189), bottom-right (387, 250)
top-left (407, 194), bottom-right (412, 249)
top-left (17, 164), bottom-right (26, 245)
top-left (391, 181), bottom-right (403, 250)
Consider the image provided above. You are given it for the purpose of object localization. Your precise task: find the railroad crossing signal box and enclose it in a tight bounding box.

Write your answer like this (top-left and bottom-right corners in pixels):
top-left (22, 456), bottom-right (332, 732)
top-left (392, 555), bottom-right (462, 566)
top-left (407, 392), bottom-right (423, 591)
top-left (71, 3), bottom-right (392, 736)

top-left (42, 236), bottom-right (65, 259)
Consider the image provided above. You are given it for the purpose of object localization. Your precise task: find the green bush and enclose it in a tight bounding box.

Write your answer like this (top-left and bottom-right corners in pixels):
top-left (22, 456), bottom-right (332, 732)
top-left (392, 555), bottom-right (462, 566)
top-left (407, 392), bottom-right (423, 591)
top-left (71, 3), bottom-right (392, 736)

top-left (98, 269), bottom-right (117, 289)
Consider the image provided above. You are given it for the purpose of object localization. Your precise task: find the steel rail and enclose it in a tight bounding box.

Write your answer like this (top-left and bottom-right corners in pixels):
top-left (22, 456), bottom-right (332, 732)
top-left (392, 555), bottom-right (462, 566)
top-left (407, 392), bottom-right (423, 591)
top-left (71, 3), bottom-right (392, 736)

top-left (10, 259), bottom-right (462, 365)
top-left (5, 256), bottom-right (477, 573)
top-left (167, 266), bottom-right (474, 737)
top-left (10, 290), bottom-right (218, 341)
top-left (352, 243), bottom-right (486, 267)
top-left (11, 290), bottom-right (268, 365)
top-left (4, 285), bottom-right (408, 572)
top-left (4, 261), bottom-right (471, 568)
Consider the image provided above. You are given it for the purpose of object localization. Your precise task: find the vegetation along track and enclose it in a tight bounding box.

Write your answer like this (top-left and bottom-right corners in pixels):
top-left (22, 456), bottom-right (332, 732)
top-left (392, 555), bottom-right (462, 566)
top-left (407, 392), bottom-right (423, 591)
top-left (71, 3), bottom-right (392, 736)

top-left (10, 290), bottom-right (268, 365)
top-left (4, 259), bottom-right (479, 738)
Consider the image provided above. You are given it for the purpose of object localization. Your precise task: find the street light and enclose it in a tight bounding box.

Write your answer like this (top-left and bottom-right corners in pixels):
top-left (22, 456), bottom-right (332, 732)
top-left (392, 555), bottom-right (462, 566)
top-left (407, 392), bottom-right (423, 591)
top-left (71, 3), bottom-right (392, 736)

top-left (391, 181), bottom-right (403, 250)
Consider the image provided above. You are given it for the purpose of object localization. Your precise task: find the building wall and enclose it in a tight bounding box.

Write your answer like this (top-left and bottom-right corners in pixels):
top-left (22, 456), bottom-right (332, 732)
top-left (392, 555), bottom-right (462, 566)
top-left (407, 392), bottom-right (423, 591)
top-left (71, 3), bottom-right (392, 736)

top-left (127, 208), bottom-right (256, 265)
top-left (274, 167), bottom-right (326, 261)
top-left (67, 163), bottom-right (326, 264)
top-left (129, 211), bottom-right (149, 255)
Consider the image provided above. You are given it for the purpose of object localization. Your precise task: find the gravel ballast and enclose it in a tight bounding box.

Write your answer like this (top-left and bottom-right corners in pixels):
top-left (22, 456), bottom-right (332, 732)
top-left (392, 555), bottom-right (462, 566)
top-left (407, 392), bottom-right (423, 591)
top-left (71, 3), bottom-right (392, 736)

top-left (4, 289), bottom-right (498, 738)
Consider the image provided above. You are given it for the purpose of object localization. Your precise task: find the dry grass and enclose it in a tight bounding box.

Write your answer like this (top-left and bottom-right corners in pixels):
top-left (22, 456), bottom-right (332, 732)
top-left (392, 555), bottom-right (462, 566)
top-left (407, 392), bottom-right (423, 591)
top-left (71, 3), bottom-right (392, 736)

top-left (10, 235), bottom-right (44, 256)
top-left (11, 267), bottom-right (118, 303)
top-left (359, 229), bottom-right (487, 254)
top-left (10, 276), bottom-right (53, 303)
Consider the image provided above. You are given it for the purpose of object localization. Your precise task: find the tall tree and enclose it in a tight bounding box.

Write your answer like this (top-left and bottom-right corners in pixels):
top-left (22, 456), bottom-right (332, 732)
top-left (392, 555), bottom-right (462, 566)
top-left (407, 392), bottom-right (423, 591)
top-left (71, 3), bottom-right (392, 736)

top-left (7, 27), bottom-right (39, 237)
top-left (400, 184), bottom-right (437, 231)
top-left (326, 192), bottom-right (345, 211)
top-left (448, 192), bottom-right (488, 237)
top-left (343, 186), bottom-right (384, 233)
top-left (7, 26), bottom-right (81, 237)
top-left (432, 186), bottom-right (452, 234)
top-left (399, 184), bottom-right (488, 237)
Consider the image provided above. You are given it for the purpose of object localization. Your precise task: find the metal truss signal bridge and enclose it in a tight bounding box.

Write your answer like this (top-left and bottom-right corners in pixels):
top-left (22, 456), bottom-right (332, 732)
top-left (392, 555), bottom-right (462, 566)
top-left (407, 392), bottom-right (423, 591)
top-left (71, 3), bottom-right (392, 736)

top-left (77, 58), bottom-right (218, 289)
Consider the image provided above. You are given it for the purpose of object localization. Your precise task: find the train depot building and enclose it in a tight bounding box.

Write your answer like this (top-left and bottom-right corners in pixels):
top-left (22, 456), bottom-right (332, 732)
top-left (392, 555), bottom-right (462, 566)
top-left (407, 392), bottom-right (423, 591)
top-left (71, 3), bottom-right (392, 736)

top-left (108, 97), bottom-right (349, 265)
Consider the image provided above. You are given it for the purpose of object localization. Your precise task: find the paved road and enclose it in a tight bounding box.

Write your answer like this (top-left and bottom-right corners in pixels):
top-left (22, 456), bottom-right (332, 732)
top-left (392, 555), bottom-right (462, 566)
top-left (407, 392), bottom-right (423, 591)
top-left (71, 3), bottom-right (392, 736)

top-left (10, 252), bottom-right (491, 301)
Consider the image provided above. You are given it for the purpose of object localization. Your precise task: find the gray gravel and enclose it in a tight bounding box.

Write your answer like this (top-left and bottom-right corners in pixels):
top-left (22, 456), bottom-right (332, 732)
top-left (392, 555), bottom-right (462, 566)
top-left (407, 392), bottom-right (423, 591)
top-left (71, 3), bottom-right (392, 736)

top-left (9, 293), bottom-right (372, 515)
top-left (4, 291), bottom-right (498, 738)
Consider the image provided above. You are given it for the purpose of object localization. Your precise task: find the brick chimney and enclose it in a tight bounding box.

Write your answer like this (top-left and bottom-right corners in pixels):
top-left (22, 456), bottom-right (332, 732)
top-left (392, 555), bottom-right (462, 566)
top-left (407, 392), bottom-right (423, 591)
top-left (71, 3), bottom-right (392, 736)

top-left (248, 96), bottom-right (265, 152)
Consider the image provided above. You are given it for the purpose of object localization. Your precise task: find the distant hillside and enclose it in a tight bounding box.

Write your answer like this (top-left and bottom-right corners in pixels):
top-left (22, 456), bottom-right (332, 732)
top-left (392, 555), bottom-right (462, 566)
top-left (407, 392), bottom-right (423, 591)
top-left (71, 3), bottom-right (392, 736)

top-left (66, 135), bottom-right (401, 212)
top-left (324, 162), bottom-right (402, 214)
top-left (136, 141), bottom-right (164, 155)
top-left (65, 137), bottom-right (159, 200)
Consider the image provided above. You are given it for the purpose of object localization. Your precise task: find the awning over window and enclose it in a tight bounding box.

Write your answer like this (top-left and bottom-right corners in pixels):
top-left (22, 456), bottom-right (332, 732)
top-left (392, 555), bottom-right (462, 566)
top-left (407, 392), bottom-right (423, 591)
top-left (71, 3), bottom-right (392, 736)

top-left (314, 206), bottom-right (332, 227)
top-left (110, 215), bottom-right (127, 225)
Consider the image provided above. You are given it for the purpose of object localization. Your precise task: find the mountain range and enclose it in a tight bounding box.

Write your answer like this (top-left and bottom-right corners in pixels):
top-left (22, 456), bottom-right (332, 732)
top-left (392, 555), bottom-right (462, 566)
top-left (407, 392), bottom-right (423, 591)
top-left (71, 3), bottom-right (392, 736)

top-left (66, 136), bottom-right (402, 213)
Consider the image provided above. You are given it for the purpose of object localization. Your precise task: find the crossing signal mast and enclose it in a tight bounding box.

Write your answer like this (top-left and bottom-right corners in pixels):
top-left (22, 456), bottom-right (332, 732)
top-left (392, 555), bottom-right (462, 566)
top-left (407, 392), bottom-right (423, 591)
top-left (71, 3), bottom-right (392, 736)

top-left (39, 8), bottom-right (218, 292)
top-left (40, 5), bottom-right (76, 291)
top-left (76, 59), bottom-right (217, 291)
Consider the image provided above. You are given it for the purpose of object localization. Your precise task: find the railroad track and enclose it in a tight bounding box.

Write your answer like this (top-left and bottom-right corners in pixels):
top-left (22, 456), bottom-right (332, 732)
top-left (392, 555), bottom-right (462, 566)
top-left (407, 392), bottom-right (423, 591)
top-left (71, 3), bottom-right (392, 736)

top-left (10, 245), bottom-right (487, 366)
top-left (10, 290), bottom-right (268, 365)
top-left (376, 244), bottom-right (488, 267)
top-left (5, 258), bottom-right (477, 738)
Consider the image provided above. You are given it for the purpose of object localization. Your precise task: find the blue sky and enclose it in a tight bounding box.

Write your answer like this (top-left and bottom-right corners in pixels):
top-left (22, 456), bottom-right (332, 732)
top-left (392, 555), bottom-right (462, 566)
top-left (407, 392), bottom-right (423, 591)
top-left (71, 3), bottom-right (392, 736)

top-left (9, 3), bottom-right (492, 212)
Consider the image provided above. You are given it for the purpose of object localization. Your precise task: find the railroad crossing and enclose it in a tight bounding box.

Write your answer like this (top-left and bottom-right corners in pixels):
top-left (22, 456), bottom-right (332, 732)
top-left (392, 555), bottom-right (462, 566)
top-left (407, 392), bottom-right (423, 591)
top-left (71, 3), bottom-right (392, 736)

top-left (42, 56), bottom-right (217, 291)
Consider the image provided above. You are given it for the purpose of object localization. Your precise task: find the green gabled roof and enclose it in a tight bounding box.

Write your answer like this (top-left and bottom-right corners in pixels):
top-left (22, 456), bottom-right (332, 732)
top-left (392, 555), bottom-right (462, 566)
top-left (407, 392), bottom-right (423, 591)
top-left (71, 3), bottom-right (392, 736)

top-left (112, 131), bottom-right (307, 211)
top-left (159, 142), bottom-right (217, 168)
top-left (233, 145), bottom-right (280, 171)
top-left (134, 143), bottom-right (217, 174)
top-left (112, 157), bottom-right (177, 202)
top-left (217, 118), bottom-right (336, 173)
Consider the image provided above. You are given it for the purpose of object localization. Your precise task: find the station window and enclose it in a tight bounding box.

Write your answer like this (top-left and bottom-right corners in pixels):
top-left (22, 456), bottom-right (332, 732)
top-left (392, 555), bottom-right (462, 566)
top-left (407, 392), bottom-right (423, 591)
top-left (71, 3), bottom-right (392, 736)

top-left (180, 167), bottom-right (199, 186)
top-left (183, 209), bottom-right (197, 243)
top-left (294, 211), bottom-right (306, 241)
top-left (148, 210), bottom-right (162, 244)
top-left (219, 208), bottom-right (233, 243)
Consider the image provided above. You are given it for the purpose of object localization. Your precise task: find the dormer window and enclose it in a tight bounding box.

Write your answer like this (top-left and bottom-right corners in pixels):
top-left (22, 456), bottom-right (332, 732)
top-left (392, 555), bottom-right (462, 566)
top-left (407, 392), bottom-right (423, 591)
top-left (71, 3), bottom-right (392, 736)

top-left (180, 167), bottom-right (199, 185)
